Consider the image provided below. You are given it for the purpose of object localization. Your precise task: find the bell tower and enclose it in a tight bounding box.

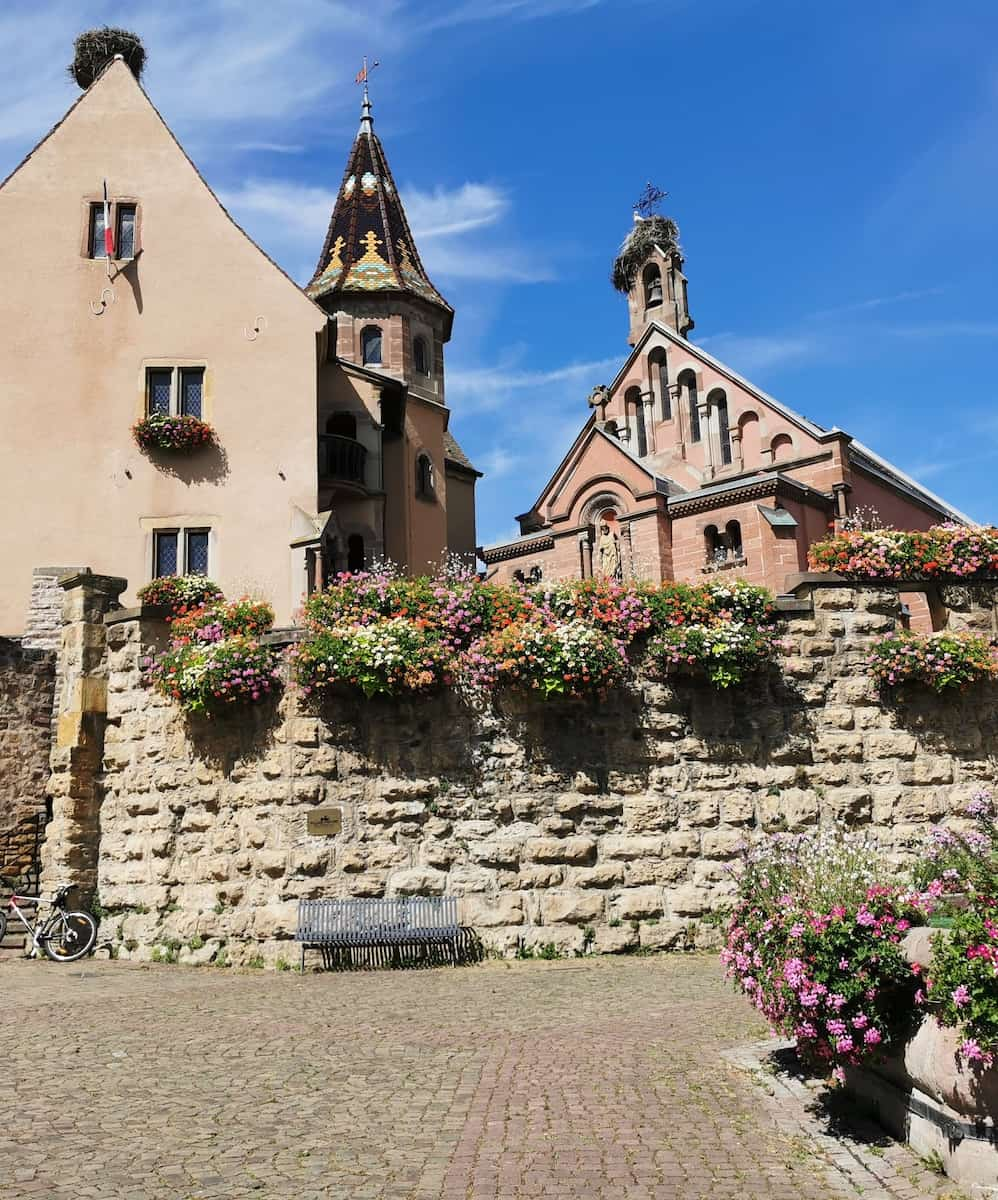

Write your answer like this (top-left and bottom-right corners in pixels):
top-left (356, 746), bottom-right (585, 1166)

top-left (612, 201), bottom-right (694, 347)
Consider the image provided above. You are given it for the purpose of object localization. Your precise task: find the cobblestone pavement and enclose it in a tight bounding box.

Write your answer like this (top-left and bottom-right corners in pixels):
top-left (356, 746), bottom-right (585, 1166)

top-left (0, 955), bottom-right (964, 1200)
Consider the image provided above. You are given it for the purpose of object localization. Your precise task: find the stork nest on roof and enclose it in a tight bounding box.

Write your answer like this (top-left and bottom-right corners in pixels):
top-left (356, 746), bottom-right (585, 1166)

top-left (611, 215), bottom-right (680, 293)
top-left (68, 27), bottom-right (146, 90)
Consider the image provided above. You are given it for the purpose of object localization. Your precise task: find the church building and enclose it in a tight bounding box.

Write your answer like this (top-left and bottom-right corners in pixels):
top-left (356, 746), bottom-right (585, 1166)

top-left (0, 52), bottom-right (478, 634)
top-left (480, 212), bottom-right (966, 593)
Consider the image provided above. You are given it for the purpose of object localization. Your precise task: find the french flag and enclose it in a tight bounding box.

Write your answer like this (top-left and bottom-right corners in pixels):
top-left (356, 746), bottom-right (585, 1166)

top-left (103, 180), bottom-right (114, 258)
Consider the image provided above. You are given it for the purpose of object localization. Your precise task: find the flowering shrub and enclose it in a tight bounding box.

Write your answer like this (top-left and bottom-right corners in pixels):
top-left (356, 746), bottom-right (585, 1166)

top-left (808, 525), bottom-right (998, 580)
top-left (168, 599), bottom-right (276, 643)
top-left (647, 621), bottom-right (776, 688)
top-left (145, 636), bottom-right (281, 716)
top-left (527, 578), bottom-right (652, 642)
top-left (927, 904), bottom-right (998, 1069)
top-left (132, 413), bottom-right (215, 453)
top-left (142, 593), bottom-right (279, 716)
top-left (294, 618), bottom-right (452, 698)
top-left (914, 792), bottom-right (998, 1067)
top-left (468, 618), bottom-right (625, 696)
top-left (868, 630), bottom-right (997, 693)
top-left (723, 827), bottom-right (925, 1074)
top-left (136, 575), bottom-right (223, 615)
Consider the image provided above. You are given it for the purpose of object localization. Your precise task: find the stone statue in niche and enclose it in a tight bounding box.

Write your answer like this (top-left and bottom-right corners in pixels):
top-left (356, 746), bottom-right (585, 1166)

top-left (596, 520), bottom-right (622, 581)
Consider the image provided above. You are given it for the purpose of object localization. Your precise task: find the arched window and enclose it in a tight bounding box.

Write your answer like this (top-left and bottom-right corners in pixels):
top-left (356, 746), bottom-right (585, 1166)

top-left (326, 412), bottom-right (357, 439)
top-left (413, 335), bottom-right (429, 375)
top-left (650, 350), bottom-right (670, 421)
top-left (679, 371), bottom-right (700, 443)
top-left (643, 264), bottom-right (663, 308)
top-left (771, 433), bottom-right (793, 462)
top-left (626, 386), bottom-right (647, 457)
top-left (709, 390), bottom-right (732, 465)
top-left (738, 412), bottom-right (760, 464)
top-left (361, 325), bottom-right (382, 365)
top-left (725, 520), bottom-right (743, 558)
top-left (347, 534), bottom-right (365, 573)
top-left (416, 452), bottom-right (435, 497)
top-left (704, 525), bottom-right (724, 564)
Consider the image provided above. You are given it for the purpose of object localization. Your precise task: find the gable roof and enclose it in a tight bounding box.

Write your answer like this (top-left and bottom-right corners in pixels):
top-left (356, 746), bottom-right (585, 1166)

top-left (0, 57), bottom-right (325, 325)
top-left (307, 92), bottom-right (451, 318)
top-left (611, 321), bottom-right (970, 523)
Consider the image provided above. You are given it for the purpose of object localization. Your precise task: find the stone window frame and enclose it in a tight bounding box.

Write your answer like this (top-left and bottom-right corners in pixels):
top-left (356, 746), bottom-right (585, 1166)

top-left (136, 360), bottom-right (211, 422)
top-left (142, 518), bottom-right (216, 582)
top-left (81, 194), bottom-right (143, 261)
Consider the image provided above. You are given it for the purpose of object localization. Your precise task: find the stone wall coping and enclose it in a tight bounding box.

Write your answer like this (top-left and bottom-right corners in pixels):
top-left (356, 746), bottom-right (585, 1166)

top-left (261, 628), bottom-right (304, 647)
top-left (785, 571), bottom-right (998, 596)
top-left (773, 597), bottom-right (813, 614)
top-left (58, 569), bottom-right (128, 595)
top-left (104, 605), bottom-right (171, 626)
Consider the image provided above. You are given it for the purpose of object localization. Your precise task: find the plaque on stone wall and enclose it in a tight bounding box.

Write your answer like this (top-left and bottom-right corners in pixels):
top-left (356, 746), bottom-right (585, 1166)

top-left (307, 807), bottom-right (343, 836)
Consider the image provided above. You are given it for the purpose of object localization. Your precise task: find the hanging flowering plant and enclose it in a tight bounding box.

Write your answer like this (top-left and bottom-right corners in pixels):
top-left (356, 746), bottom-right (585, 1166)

top-left (136, 575), bottom-right (223, 615)
top-left (294, 618), bottom-right (452, 698)
top-left (723, 827), bottom-right (927, 1076)
top-left (868, 630), bottom-right (998, 693)
top-left (808, 524), bottom-right (998, 580)
top-left (526, 578), bottom-right (653, 642)
top-left (133, 413), bottom-right (215, 453)
top-left (467, 618), bottom-right (625, 697)
top-left (646, 621), bottom-right (778, 688)
top-left (142, 594), bottom-right (280, 716)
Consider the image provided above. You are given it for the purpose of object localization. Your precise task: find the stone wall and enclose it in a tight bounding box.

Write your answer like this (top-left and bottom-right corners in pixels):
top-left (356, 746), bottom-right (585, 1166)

top-left (0, 636), bottom-right (55, 883)
top-left (78, 579), bottom-right (998, 967)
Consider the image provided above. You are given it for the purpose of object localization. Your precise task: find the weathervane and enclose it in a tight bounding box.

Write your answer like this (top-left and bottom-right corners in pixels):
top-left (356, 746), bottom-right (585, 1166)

top-left (635, 182), bottom-right (668, 219)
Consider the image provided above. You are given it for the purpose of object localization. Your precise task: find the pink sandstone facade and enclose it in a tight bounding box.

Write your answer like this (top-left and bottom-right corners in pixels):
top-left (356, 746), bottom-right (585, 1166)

top-left (0, 58), bottom-right (477, 635)
top-left (480, 217), bottom-right (967, 594)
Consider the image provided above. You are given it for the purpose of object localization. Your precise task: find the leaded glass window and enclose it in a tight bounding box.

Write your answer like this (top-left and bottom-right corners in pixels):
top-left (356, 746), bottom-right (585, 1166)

top-left (116, 205), bottom-right (136, 259)
top-left (154, 531), bottom-right (178, 578)
top-left (186, 530), bottom-right (209, 576)
top-left (147, 370), bottom-right (172, 416)
top-left (180, 368), bottom-right (204, 418)
top-left (89, 204), bottom-right (106, 259)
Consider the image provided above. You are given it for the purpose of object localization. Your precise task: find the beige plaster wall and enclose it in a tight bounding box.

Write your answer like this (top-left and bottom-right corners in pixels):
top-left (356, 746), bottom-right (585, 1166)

top-left (0, 62), bottom-right (326, 632)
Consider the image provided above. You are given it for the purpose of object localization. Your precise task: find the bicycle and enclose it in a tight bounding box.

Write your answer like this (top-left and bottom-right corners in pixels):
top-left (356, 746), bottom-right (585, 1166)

top-left (0, 879), bottom-right (98, 963)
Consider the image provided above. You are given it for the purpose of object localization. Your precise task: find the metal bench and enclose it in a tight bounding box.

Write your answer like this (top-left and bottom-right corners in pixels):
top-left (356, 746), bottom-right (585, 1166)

top-left (296, 896), bottom-right (465, 971)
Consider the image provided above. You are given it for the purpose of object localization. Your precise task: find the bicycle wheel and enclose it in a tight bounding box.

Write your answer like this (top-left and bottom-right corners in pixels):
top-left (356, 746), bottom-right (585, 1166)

top-left (42, 910), bottom-right (97, 962)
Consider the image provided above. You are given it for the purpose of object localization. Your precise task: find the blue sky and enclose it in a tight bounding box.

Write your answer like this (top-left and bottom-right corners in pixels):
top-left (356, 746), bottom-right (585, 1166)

top-left (4, 0), bottom-right (997, 544)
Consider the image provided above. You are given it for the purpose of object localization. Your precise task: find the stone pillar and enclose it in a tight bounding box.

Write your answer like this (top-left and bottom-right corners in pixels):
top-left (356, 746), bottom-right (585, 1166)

top-left (41, 571), bottom-right (127, 903)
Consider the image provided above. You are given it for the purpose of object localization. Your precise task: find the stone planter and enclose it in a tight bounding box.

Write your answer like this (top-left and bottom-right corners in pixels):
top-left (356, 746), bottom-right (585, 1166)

top-left (844, 926), bottom-right (997, 1194)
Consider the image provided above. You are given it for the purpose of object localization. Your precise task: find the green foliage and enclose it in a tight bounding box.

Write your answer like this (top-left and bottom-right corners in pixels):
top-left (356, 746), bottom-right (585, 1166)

top-left (146, 635), bottom-right (281, 716)
top-left (927, 905), bottom-right (998, 1067)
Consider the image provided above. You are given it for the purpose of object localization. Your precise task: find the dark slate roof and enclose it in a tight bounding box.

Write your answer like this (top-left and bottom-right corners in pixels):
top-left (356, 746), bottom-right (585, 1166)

top-left (307, 94), bottom-right (451, 313)
top-left (444, 430), bottom-right (480, 476)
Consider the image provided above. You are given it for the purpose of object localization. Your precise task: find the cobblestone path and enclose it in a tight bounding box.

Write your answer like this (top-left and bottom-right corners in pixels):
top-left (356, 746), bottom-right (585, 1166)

top-left (0, 955), bottom-right (961, 1199)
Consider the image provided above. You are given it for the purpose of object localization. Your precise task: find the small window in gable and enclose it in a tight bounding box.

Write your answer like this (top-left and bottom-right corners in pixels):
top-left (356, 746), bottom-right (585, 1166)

top-left (116, 205), bottom-right (137, 260)
top-left (180, 368), bottom-right (204, 418)
top-left (413, 335), bottom-right (430, 375)
top-left (88, 204), bottom-right (108, 259)
top-left (361, 326), bottom-right (383, 365)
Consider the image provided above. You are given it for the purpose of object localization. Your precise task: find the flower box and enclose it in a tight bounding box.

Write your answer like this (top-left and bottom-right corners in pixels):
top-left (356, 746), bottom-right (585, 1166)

top-left (133, 413), bottom-right (215, 453)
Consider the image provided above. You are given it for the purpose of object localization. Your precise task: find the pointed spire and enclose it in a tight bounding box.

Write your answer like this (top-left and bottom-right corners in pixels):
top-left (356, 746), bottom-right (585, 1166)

top-left (307, 85), bottom-right (451, 317)
top-left (359, 83), bottom-right (373, 137)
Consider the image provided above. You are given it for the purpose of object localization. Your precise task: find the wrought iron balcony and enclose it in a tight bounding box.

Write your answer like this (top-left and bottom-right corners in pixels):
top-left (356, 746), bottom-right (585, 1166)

top-left (319, 434), bottom-right (367, 485)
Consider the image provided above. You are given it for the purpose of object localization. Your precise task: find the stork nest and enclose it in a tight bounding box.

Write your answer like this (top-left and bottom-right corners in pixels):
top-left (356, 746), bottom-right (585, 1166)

top-left (611, 215), bottom-right (680, 293)
top-left (68, 27), bottom-right (146, 90)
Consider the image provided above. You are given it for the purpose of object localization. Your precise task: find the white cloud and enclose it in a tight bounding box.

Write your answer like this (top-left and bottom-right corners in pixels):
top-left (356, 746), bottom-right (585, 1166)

top-left (695, 333), bottom-right (826, 373)
top-left (447, 356), bottom-right (620, 412)
top-left (421, 0), bottom-right (604, 31)
top-left (405, 183), bottom-right (508, 238)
